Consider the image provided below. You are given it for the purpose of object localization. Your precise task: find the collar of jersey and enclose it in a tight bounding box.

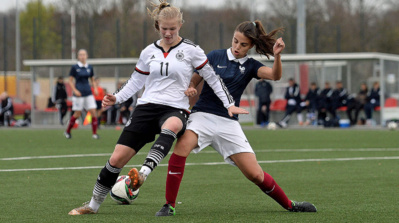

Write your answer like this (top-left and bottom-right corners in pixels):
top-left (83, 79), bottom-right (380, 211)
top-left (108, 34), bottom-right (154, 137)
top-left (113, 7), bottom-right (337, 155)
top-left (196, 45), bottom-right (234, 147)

top-left (154, 38), bottom-right (184, 53)
top-left (227, 48), bottom-right (248, 65)
top-left (77, 61), bottom-right (89, 68)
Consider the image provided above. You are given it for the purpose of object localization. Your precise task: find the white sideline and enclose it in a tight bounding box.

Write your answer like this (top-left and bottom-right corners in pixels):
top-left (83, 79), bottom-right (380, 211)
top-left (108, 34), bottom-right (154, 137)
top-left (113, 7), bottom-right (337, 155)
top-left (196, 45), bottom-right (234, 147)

top-left (0, 156), bottom-right (398, 172)
top-left (1, 148), bottom-right (399, 161)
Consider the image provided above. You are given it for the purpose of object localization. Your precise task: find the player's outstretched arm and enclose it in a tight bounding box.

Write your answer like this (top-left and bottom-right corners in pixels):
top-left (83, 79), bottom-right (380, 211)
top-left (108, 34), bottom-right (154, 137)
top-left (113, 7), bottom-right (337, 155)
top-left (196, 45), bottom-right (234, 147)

top-left (185, 73), bottom-right (203, 97)
top-left (113, 71), bottom-right (147, 104)
top-left (257, 37), bottom-right (285, 81)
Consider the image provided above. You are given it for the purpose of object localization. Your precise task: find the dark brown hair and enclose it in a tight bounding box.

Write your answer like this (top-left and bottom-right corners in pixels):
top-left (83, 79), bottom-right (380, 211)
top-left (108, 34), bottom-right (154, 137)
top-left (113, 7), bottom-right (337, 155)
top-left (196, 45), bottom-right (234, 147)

top-left (235, 20), bottom-right (283, 59)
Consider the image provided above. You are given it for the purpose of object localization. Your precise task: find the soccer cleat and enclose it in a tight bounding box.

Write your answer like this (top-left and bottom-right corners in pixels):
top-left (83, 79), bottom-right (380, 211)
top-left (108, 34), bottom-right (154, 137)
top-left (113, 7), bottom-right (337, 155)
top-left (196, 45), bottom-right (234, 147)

top-left (64, 132), bottom-right (71, 139)
top-left (155, 204), bottom-right (176, 216)
top-left (128, 168), bottom-right (145, 190)
top-left (92, 134), bottom-right (99, 139)
top-left (289, 201), bottom-right (317, 212)
top-left (68, 202), bottom-right (97, 215)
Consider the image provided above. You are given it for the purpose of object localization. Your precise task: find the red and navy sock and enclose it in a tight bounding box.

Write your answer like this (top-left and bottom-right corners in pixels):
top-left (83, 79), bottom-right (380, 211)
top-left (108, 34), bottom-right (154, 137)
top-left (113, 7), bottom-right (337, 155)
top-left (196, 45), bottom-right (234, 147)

top-left (91, 117), bottom-right (98, 135)
top-left (165, 153), bottom-right (187, 208)
top-left (257, 171), bottom-right (292, 210)
top-left (66, 116), bottom-right (77, 134)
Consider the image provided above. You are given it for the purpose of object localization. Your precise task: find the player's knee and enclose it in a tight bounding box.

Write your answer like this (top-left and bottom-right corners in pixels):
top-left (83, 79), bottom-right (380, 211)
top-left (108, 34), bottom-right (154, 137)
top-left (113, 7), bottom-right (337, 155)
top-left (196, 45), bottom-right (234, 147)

top-left (173, 141), bottom-right (191, 157)
top-left (109, 145), bottom-right (133, 168)
top-left (163, 117), bottom-right (183, 133)
top-left (247, 170), bottom-right (264, 185)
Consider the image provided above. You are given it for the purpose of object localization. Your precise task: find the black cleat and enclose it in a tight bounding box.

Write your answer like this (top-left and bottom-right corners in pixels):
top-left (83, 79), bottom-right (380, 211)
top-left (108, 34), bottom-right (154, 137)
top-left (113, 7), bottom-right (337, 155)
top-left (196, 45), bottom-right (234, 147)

top-left (64, 132), bottom-right (71, 139)
top-left (289, 201), bottom-right (317, 212)
top-left (155, 204), bottom-right (176, 216)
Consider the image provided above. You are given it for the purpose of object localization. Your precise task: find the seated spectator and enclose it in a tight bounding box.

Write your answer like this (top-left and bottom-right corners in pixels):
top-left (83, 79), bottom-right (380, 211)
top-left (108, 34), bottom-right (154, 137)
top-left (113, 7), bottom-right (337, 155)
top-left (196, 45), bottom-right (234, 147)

top-left (332, 80), bottom-right (348, 113)
top-left (318, 82), bottom-right (335, 125)
top-left (278, 78), bottom-right (303, 128)
top-left (255, 79), bottom-right (273, 127)
top-left (302, 82), bottom-right (320, 125)
top-left (0, 92), bottom-right (14, 126)
top-left (346, 83), bottom-right (368, 125)
top-left (364, 81), bottom-right (380, 125)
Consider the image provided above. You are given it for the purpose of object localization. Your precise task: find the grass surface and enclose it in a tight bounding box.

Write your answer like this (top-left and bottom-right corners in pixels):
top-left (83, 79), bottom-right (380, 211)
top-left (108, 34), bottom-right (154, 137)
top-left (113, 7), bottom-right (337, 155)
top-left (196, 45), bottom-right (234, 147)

top-left (0, 128), bottom-right (398, 222)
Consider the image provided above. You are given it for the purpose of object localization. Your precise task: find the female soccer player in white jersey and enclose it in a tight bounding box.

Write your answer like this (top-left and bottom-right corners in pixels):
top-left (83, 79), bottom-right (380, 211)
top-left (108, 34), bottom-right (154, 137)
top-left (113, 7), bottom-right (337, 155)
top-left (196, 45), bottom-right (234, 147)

top-left (64, 49), bottom-right (99, 139)
top-left (154, 20), bottom-right (317, 216)
top-left (68, 0), bottom-right (247, 215)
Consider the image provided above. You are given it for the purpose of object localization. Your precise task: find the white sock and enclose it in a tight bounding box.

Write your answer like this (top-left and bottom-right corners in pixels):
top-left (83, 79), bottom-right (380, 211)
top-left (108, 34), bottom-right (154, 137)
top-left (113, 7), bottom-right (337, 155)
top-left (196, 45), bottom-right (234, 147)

top-left (139, 166), bottom-right (151, 178)
top-left (89, 197), bottom-right (102, 212)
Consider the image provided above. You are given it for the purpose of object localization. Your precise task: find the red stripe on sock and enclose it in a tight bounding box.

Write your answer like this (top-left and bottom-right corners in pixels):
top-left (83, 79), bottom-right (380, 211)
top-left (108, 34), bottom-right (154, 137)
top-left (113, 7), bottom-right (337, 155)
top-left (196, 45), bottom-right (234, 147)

top-left (165, 153), bottom-right (186, 208)
top-left (66, 116), bottom-right (77, 134)
top-left (257, 172), bottom-right (292, 210)
top-left (91, 117), bottom-right (98, 134)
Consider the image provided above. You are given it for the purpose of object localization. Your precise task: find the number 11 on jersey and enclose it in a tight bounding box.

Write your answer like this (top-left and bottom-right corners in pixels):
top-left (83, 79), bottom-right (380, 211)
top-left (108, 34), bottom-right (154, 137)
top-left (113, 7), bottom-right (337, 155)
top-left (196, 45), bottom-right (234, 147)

top-left (160, 62), bottom-right (169, 76)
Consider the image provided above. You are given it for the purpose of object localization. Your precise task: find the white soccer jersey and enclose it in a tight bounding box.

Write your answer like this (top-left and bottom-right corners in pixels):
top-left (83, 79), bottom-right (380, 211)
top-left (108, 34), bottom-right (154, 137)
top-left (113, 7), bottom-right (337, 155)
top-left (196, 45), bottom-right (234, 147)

top-left (114, 38), bottom-right (234, 110)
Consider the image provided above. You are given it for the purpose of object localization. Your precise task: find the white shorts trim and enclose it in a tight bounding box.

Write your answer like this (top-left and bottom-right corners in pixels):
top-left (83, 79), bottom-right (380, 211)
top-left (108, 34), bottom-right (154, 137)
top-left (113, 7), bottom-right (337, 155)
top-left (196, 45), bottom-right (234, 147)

top-left (72, 95), bottom-right (97, 111)
top-left (187, 112), bottom-right (254, 165)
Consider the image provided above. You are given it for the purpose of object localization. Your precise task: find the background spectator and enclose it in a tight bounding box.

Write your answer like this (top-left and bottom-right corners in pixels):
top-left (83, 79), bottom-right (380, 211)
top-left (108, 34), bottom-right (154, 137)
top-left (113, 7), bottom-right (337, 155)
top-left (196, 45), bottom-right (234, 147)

top-left (302, 82), bottom-right (320, 125)
top-left (255, 79), bottom-right (273, 127)
top-left (346, 83), bottom-right (368, 125)
top-left (318, 82), bottom-right (335, 125)
top-left (364, 82), bottom-right (380, 125)
top-left (0, 92), bottom-right (14, 126)
top-left (52, 76), bottom-right (68, 125)
top-left (278, 78), bottom-right (302, 128)
top-left (91, 77), bottom-right (105, 127)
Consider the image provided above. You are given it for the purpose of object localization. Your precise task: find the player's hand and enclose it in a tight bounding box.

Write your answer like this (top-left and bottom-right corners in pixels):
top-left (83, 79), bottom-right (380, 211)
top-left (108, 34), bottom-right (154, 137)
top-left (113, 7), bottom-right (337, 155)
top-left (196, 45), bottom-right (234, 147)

top-left (227, 105), bottom-right (249, 117)
top-left (102, 94), bottom-right (116, 107)
top-left (273, 37), bottom-right (285, 56)
top-left (74, 90), bottom-right (82, 97)
top-left (184, 87), bottom-right (197, 97)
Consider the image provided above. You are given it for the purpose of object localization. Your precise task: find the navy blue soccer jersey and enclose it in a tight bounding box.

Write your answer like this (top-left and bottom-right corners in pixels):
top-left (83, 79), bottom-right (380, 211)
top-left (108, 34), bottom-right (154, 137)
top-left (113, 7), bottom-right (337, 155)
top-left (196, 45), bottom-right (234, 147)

top-left (69, 62), bottom-right (95, 97)
top-left (192, 48), bottom-right (264, 120)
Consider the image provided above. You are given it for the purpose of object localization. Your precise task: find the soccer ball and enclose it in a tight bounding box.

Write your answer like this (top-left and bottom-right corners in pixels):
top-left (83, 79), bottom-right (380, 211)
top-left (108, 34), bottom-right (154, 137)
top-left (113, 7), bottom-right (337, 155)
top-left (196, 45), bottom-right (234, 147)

top-left (387, 121), bottom-right (397, 130)
top-left (110, 175), bottom-right (139, 204)
top-left (267, 122), bottom-right (277, 130)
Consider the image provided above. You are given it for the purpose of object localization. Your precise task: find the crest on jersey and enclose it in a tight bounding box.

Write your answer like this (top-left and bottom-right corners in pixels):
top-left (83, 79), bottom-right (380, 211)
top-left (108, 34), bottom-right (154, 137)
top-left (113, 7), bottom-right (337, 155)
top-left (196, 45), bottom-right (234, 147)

top-left (87, 68), bottom-right (90, 73)
top-left (239, 66), bottom-right (245, 74)
top-left (176, 50), bottom-right (184, 61)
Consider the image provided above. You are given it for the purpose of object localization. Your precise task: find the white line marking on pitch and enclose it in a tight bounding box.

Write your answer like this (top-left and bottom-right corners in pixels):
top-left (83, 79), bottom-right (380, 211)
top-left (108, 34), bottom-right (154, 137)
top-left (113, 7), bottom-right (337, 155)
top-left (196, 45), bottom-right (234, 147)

top-left (0, 156), bottom-right (398, 172)
top-left (1, 148), bottom-right (399, 161)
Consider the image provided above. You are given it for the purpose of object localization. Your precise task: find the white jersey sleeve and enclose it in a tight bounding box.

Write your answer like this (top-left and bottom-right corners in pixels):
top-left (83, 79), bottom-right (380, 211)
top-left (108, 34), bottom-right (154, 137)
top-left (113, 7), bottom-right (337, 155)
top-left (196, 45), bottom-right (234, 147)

top-left (191, 46), bottom-right (235, 108)
top-left (114, 49), bottom-right (150, 104)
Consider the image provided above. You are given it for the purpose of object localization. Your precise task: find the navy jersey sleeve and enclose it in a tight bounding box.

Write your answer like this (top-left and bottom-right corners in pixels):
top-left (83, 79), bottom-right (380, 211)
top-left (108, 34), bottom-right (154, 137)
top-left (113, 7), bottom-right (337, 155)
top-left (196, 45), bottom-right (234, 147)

top-left (69, 65), bottom-right (76, 78)
top-left (252, 60), bottom-right (264, 79)
top-left (89, 65), bottom-right (94, 78)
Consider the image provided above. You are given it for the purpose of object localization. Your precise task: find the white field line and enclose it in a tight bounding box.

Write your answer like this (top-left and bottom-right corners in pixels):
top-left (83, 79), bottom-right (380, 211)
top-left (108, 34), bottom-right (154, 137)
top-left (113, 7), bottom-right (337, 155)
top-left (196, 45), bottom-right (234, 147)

top-left (1, 148), bottom-right (399, 161)
top-left (0, 156), bottom-right (399, 172)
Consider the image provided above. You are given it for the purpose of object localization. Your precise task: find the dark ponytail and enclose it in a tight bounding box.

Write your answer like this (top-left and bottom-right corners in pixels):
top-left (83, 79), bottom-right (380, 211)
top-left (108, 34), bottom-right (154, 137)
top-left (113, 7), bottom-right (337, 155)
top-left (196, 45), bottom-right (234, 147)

top-left (235, 20), bottom-right (284, 59)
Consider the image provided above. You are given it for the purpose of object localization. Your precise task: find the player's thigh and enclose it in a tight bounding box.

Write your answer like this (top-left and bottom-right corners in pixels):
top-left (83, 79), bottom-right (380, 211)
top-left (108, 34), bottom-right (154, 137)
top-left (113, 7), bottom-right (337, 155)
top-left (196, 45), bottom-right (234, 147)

top-left (109, 144), bottom-right (137, 168)
top-left (84, 95), bottom-right (97, 113)
top-left (173, 130), bottom-right (199, 157)
top-left (229, 152), bottom-right (264, 184)
top-left (72, 96), bottom-right (84, 111)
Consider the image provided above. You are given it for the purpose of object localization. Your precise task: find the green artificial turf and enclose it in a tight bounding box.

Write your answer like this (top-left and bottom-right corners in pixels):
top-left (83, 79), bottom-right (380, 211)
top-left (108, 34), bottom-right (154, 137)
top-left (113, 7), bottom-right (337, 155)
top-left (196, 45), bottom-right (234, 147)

top-left (0, 128), bottom-right (398, 222)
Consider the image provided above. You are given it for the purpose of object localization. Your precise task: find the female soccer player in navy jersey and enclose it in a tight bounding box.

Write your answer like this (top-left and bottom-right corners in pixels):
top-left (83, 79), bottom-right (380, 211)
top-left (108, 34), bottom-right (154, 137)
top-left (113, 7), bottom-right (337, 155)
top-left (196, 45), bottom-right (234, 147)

top-left (154, 20), bottom-right (317, 216)
top-left (68, 0), bottom-right (247, 215)
top-left (64, 49), bottom-right (99, 139)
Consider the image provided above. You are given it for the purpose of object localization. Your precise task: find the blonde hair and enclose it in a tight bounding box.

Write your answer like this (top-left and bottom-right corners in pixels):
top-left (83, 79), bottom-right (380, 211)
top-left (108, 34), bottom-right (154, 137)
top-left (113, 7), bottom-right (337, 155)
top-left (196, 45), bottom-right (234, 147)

top-left (147, 0), bottom-right (184, 31)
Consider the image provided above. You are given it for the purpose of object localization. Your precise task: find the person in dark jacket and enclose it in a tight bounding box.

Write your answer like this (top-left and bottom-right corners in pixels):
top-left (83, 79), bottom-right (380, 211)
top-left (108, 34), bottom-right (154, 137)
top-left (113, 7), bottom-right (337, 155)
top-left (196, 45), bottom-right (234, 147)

top-left (318, 82), bottom-right (335, 125)
top-left (346, 83), bottom-right (368, 125)
top-left (364, 81), bottom-right (380, 124)
top-left (302, 82), bottom-right (320, 125)
top-left (332, 81), bottom-right (348, 113)
top-left (52, 77), bottom-right (68, 125)
top-left (278, 78), bottom-right (302, 128)
top-left (0, 92), bottom-right (14, 126)
top-left (255, 79), bottom-right (273, 127)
